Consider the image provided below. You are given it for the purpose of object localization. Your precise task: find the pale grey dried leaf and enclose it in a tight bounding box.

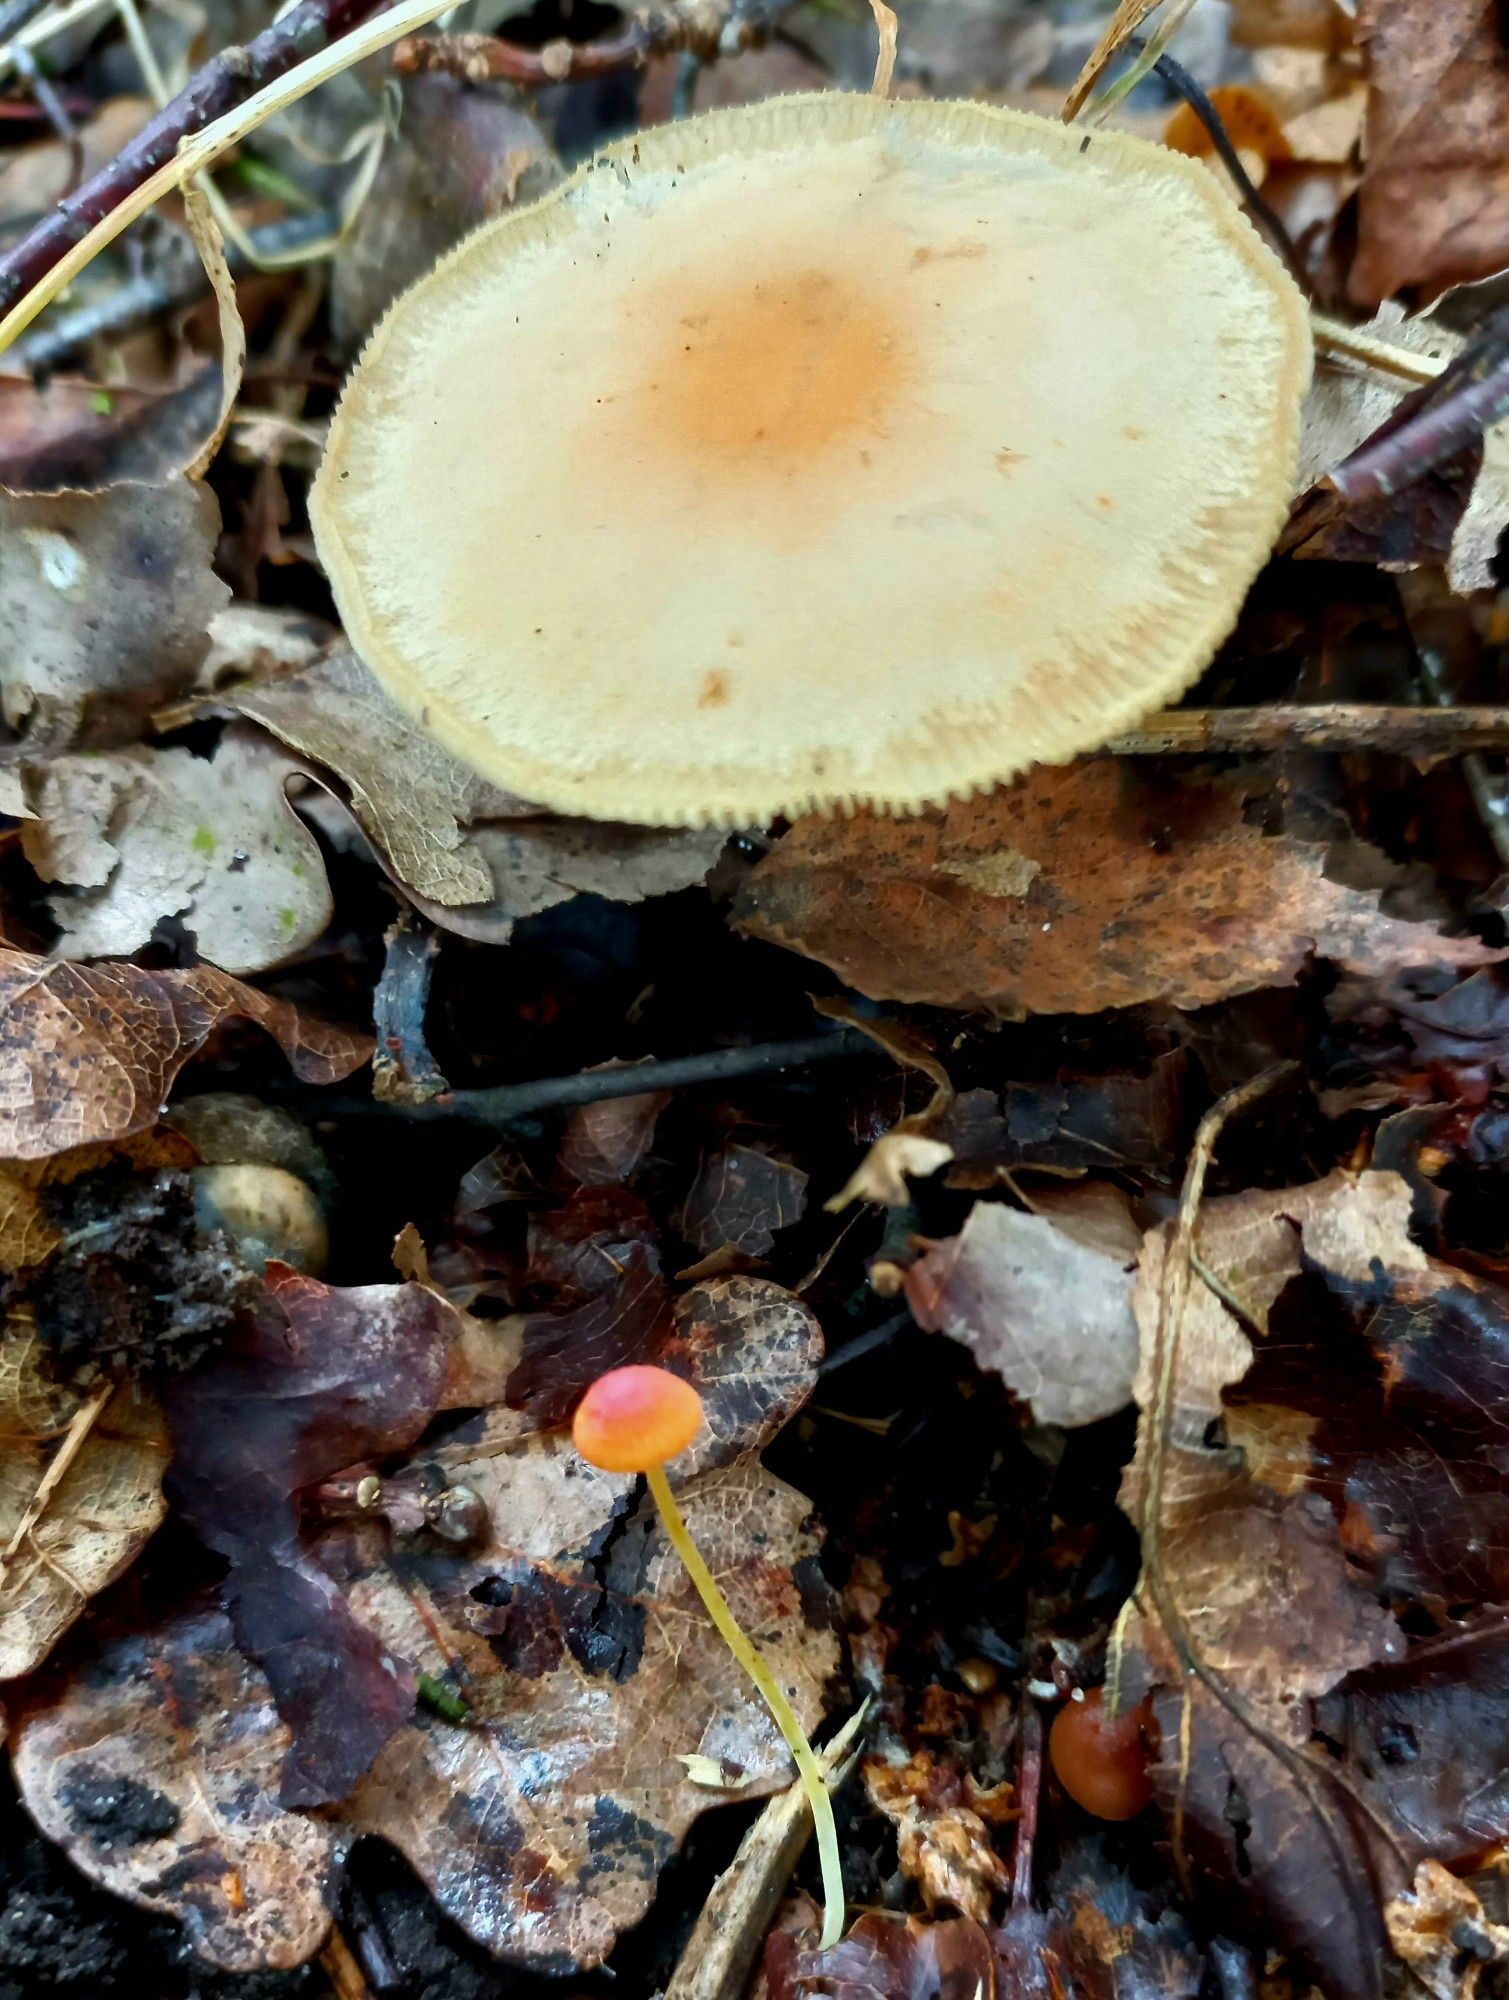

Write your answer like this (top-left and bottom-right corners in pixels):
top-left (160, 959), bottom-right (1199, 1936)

top-left (231, 644), bottom-right (516, 904)
top-left (23, 733), bottom-right (331, 975)
top-left (11, 1599), bottom-right (336, 1969)
top-left (0, 480), bottom-right (229, 747)
top-left (907, 1196), bottom-right (1140, 1426)
top-left (199, 602), bottom-right (336, 692)
top-left (420, 817), bottom-right (730, 944)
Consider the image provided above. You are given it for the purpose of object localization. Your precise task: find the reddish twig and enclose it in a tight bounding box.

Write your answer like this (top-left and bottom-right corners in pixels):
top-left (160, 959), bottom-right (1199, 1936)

top-left (393, 0), bottom-right (793, 87)
top-left (394, 24), bottom-right (651, 85)
top-left (1330, 310), bottom-right (1509, 504)
top-left (0, 0), bottom-right (386, 317)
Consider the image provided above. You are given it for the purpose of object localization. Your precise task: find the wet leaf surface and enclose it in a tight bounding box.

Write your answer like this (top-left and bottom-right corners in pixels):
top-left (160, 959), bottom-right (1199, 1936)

top-left (0, 480), bottom-right (229, 750)
top-left (10, 1599), bottom-right (337, 1969)
top-left (164, 1267), bottom-right (459, 1804)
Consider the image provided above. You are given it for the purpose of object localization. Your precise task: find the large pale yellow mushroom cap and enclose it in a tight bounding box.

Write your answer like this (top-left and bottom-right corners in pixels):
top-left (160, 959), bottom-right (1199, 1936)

top-left (311, 94), bottom-right (1312, 826)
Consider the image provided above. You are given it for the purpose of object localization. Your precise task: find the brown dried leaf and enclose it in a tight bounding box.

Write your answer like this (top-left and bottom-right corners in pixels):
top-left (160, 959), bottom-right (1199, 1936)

top-left (558, 1079), bottom-right (670, 1187)
top-left (0, 1315), bottom-right (167, 1678)
top-left (1386, 1861), bottom-right (1509, 2000)
top-left (0, 947), bottom-right (372, 1162)
top-left (510, 1270), bottom-right (822, 1477)
top-left (0, 480), bottom-right (229, 749)
top-left (1352, 0), bottom-right (1509, 306)
top-left (735, 764), bottom-right (1497, 1018)
top-left (906, 1189), bottom-right (1140, 1427)
top-left (10, 1599), bottom-right (336, 1969)
top-left (680, 1145), bottom-right (809, 1261)
top-left (229, 644), bottom-right (512, 905)
top-left (31, 1350), bottom-right (838, 1975)
top-left (22, 733), bottom-right (332, 975)
top-left (1120, 1168), bottom-right (1428, 2000)
top-left (863, 1751), bottom-right (1013, 1920)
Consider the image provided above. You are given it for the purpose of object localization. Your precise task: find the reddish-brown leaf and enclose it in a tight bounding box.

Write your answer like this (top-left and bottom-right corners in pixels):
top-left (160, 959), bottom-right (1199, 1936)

top-left (0, 949), bottom-right (372, 1162)
top-left (735, 764), bottom-right (1496, 1018)
top-left (679, 1143), bottom-right (809, 1262)
top-left (1352, 0), bottom-right (1509, 305)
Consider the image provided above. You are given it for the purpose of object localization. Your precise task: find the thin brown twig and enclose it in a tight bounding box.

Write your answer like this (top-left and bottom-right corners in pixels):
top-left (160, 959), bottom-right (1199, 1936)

top-left (1141, 1064), bottom-right (1406, 2000)
top-left (1107, 703), bottom-right (1509, 757)
top-left (393, 0), bottom-right (794, 87)
top-left (0, 1381), bottom-right (113, 1573)
top-left (0, 0), bottom-right (387, 318)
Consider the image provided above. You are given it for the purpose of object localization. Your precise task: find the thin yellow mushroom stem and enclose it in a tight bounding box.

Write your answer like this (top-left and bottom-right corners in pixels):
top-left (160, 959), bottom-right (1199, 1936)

top-left (645, 1461), bottom-right (845, 1950)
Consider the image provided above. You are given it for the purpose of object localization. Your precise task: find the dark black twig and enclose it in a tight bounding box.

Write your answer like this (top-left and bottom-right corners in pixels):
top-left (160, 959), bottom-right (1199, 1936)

top-left (311, 1028), bottom-right (878, 1131)
top-left (1137, 43), bottom-right (1311, 297)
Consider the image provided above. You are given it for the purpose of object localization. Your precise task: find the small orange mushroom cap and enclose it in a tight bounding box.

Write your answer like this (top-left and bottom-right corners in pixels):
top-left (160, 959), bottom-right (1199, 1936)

top-left (572, 1366), bottom-right (704, 1472)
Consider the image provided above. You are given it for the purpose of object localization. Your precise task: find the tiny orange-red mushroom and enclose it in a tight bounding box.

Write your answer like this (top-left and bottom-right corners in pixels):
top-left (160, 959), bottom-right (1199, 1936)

top-left (1049, 1688), bottom-right (1157, 1821)
top-left (572, 1366), bottom-right (704, 1473)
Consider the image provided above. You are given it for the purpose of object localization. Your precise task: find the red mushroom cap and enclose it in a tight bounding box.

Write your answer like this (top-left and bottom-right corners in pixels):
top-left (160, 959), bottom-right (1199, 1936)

top-left (572, 1366), bottom-right (704, 1473)
top-left (1049, 1687), bottom-right (1157, 1821)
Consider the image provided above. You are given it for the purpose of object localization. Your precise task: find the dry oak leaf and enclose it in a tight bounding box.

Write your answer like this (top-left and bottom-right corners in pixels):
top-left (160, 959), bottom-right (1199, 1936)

top-left (0, 1313), bottom-right (167, 1678)
top-left (734, 763), bottom-right (1498, 1018)
top-left (0, 948), bottom-right (372, 1162)
top-left (0, 479), bottom-right (229, 750)
top-left (1351, 0), bottom-right (1509, 307)
top-left (907, 1186), bottom-right (1141, 1428)
top-left (22, 733), bottom-right (332, 976)
top-left (328, 1433), bottom-right (838, 1971)
top-left (10, 1598), bottom-right (337, 1970)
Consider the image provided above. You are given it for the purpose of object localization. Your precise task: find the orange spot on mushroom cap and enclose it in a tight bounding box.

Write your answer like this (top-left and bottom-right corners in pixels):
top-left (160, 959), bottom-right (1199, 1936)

top-left (573, 1365), bottom-right (704, 1471)
top-left (1049, 1687), bottom-right (1157, 1821)
top-left (630, 267), bottom-right (913, 473)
